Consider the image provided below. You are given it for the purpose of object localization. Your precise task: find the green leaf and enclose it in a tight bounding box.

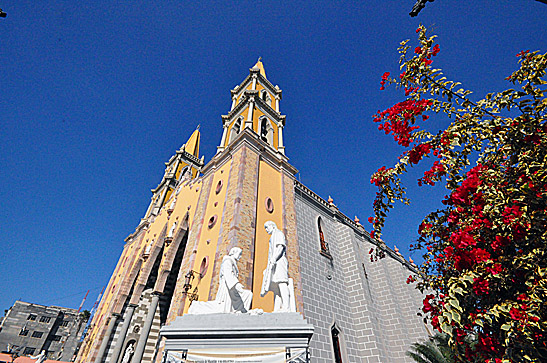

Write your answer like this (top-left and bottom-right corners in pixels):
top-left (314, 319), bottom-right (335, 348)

top-left (451, 311), bottom-right (461, 324)
top-left (448, 298), bottom-right (462, 312)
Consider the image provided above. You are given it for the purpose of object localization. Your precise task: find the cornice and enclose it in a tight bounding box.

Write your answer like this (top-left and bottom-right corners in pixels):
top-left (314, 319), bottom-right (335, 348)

top-left (175, 149), bottom-right (204, 167)
top-left (230, 70), bottom-right (282, 100)
top-left (253, 94), bottom-right (285, 126)
top-left (251, 69), bottom-right (282, 98)
top-left (125, 220), bottom-right (149, 244)
top-left (293, 180), bottom-right (418, 273)
top-left (223, 92), bottom-right (285, 127)
top-left (202, 128), bottom-right (298, 177)
top-left (230, 75), bottom-right (252, 97)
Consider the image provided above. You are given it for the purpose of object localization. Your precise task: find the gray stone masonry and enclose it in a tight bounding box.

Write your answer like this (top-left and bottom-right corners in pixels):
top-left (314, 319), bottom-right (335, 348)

top-left (294, 184), bottom-right (428, 363)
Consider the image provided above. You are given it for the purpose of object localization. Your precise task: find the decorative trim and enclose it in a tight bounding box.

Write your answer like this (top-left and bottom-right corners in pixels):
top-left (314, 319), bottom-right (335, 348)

top-left (224, 91), bottom-right (284, 128)
top-left (175, 149), bottom-right (203, 166)
top-left (203, 128), bottom-right (298, 177)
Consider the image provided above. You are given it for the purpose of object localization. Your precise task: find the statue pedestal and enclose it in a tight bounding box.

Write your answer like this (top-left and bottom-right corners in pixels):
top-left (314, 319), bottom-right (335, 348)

top-left (160, 312), bottom-right (313, 362)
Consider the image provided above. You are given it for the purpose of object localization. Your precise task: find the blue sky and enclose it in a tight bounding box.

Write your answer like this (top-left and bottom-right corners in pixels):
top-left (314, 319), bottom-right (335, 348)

top-left (1, 1), bottom-right (545, 313)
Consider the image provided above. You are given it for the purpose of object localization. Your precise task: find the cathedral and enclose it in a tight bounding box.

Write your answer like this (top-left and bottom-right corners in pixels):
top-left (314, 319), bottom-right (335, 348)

top-left (77, 61), bottom-right (428, 363)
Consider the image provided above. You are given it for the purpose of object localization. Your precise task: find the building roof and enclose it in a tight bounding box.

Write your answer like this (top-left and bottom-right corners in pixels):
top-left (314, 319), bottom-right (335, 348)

top-left (13, 358), bottom-right (70, 363)
top-left (0, 353), bottom-right (13, 363)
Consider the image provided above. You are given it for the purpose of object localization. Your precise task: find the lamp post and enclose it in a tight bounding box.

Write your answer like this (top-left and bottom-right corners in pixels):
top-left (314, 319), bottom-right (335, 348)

top-left (183, 270), bottom-right (201, 302)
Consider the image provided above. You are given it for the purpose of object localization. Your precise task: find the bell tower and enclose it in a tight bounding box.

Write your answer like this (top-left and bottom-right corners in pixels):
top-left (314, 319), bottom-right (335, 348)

top-left (142, 127), bottom-right (204, 220)
top-left (217, 59), bottom-right (286, 154)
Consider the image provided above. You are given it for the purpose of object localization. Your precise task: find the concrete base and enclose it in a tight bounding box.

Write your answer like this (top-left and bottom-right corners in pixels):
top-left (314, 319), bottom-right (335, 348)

top-left (160, 312), bottom-right (313, 362)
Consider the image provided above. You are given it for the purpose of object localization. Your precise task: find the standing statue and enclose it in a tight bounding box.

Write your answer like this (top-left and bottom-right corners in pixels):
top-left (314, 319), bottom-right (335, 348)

top-left (121, 343), bottom-right (134, 363)
top-left (188, 247), bottom-right (252, 314)
top-left (144, 239), bottom-right (154, 256)
top-left (168, 221), bottom-right (177, 238)
top-left (261, 221), bottom-right (292, 312)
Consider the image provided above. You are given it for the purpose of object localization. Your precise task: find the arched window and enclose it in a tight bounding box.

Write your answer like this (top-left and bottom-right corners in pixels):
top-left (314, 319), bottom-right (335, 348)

top-left (228, 117), bottom-right (242, 144)
top-left (181, 165), bottom-right (190, 178)
top-left (259, 117), bottom-right (274, 146)
top-left (331, 324), bottom-right (344, 363)
top-left (261, 90), bottom-right (268, 101)
top-left (318, 217), bottom-right (332, 259)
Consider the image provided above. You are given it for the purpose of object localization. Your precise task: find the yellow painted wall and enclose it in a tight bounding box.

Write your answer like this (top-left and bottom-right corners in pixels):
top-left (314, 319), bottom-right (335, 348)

top-left (155, 177), bottom-right (202, 281)
top-left (80, 240), bottom-right (134, 362)
top-left (163, 189), bottom-right (173, 207)
top-left (182, 160), bottom-right (232, 313)
top-left (251, 160), bottom-right (284, 312)
top-left (252, 108), bottom-right (263, 132)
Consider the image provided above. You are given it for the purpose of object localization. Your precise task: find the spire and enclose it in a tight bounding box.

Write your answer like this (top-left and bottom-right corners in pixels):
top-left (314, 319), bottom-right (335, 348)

top-left (142, 126), bottom-right (203, 221)
top-left (252, 57), bottom-right (267, 78)
top-left (183, 125), bottom-right (201, 157)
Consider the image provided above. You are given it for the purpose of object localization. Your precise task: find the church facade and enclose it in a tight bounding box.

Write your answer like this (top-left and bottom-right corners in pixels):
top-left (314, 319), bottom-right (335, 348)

top-left (77, 61), bottom-right (427, 363)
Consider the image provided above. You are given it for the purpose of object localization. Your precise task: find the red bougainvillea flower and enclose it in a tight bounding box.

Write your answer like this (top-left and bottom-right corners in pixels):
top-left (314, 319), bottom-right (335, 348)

top-left (472, 277), bottom-right (489, 295)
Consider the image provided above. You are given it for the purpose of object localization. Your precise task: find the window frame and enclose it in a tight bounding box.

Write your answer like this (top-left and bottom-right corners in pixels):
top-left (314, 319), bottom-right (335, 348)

top-left (317, 216), bottom-right (333, 259)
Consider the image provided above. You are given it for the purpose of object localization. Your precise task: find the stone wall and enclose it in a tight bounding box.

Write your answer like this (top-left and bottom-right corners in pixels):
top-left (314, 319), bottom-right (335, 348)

top-left (294, 184), bottom-right (428, 363)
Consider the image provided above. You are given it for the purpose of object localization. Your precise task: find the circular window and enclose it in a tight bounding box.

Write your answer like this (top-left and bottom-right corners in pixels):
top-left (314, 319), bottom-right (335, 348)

top-left (265, 197), bottom-right (274, 213)
top-left (200, 256), bottom-right (209, 276)
top-left (208, 215), bottom-right (218, 229)
top-left (215, 180), bottom-right (223, 194)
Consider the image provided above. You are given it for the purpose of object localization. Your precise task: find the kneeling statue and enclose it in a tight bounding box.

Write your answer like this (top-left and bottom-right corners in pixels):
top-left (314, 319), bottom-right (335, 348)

top-left (188, 247), bottom-right (252, 314)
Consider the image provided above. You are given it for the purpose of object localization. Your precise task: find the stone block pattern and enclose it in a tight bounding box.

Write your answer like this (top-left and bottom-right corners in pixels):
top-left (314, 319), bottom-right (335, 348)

top-left (282, 172), bottom-right (304, 314)
top-left (103, 289), bottom-right (162, 363)
top-left (356, 233), bottom-right (428, 362)
top-left (210, 145), bottom-right (259, 299)
top-left (294, 188), bottom-right (428, 363)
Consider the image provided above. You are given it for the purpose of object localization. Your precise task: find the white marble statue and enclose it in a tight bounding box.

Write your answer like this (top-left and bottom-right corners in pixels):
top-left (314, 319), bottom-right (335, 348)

top-left (121, 343), bottom-right (134, 363)
top-left (169, 197), bottom-right (177, 210)
top-left (168, 221), bottom-right (177, 238)
top-left (188, 247), bottom-right (252, 314)
top-left (261, 221), bottom-right (294, 312)
top-left (144, 239), bottom-right (154, 256)
top-left (30, 350), bottom-right (47, 363)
